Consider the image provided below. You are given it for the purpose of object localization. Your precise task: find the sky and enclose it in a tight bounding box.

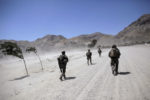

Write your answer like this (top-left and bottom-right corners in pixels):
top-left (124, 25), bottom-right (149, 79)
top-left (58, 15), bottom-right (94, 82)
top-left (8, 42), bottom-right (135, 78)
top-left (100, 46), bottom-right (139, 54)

top-left (0, 0), bottom-right (150, 41)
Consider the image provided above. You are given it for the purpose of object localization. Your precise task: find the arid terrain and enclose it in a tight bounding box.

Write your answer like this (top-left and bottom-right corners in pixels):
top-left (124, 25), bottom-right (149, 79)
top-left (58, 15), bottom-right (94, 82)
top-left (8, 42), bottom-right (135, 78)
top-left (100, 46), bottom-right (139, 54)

top-left (0, 44), bottom-right (150, 100)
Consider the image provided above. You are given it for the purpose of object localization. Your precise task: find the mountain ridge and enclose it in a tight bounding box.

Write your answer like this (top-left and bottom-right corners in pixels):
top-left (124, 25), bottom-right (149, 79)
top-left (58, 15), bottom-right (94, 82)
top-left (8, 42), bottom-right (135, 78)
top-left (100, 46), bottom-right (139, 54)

top-left (0, 14), bottom-right (150, 51)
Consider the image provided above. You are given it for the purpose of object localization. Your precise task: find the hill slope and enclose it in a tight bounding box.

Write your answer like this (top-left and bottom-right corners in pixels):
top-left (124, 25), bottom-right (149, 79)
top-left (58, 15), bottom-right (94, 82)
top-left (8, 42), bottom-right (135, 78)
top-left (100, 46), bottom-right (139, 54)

top-left (116, 14), bottom-right (150, 44)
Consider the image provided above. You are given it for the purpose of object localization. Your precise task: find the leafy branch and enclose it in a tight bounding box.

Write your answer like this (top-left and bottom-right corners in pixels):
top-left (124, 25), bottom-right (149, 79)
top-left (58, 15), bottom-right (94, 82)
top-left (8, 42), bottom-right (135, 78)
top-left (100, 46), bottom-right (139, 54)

top-left (0, 42), bottom-right (29, 75)
top-left (26, 47), bottom-right (44, 70)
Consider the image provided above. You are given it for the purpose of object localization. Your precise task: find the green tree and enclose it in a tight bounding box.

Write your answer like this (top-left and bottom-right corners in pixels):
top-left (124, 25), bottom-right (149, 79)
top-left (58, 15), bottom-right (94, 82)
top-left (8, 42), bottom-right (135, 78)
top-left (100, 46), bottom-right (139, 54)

top-left (97, 45), bottom-right (101, 48)
top-left (0, 42), bottom-right (29, 75)
top-left (88, 39), bottom-right (97, 48)
top-left (26, 47), bottom-right (44, 70)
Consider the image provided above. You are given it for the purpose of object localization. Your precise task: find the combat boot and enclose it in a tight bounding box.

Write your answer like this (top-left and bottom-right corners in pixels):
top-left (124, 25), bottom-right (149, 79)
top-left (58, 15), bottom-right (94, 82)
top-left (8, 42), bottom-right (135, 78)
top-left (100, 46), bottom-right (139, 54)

top-left (59, 75), bottom-right (63, 81)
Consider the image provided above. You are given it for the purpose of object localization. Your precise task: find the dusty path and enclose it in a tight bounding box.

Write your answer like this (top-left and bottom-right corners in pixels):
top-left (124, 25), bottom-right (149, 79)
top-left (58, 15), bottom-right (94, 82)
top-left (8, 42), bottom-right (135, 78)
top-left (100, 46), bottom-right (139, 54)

top-left (0, 45), bottom-right (150, 100)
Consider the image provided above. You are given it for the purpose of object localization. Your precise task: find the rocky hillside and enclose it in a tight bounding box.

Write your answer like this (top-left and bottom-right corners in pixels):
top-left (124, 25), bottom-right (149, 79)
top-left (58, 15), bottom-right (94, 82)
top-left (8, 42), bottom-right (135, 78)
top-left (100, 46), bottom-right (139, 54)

top-left (116, 14), bottom-right (150, 44)
top-left (69, 32), bottom-right (113, 46)
top-left (33, 35), bottom-right (66, 51)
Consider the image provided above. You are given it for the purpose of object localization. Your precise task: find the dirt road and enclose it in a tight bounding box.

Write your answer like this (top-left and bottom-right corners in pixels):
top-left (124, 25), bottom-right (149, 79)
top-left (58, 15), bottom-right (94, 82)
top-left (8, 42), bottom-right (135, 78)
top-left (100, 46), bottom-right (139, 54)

top-left (0, 45), bottom-right (150, 100)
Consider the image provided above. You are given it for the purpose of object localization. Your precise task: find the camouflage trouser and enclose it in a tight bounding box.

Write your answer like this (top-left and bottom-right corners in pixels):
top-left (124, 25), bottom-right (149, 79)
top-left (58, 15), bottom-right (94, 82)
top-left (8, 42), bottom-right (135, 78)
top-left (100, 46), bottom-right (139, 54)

top-left (59, 65), bottom-right (66, 79)
top-left (98, 52), bottom-right (101, 57)
top-left (87, 57), bottom-right (92, 65)
top-left (111, 58), bottom-right (119, 75)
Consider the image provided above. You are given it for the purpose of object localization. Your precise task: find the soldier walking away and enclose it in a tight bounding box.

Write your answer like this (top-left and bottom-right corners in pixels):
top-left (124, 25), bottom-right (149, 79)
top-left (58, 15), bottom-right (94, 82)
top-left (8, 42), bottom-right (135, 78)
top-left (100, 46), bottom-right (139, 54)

top-left (57, 51), bottom-right (69, 81)
top-left (86, 49), bottom-right (92, 65)
top-left (98, 47), bottom-right (102, 57)
top-left (108, 45), bottom-right (121, 76)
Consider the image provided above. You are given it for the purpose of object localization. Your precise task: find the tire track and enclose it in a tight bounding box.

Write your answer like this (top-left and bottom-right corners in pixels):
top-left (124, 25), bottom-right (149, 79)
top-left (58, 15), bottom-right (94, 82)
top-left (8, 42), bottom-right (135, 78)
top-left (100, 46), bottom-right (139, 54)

top-left (124, 55), bottom-right (150, 100)
top-left (75, 61), bottom-right (109, 100)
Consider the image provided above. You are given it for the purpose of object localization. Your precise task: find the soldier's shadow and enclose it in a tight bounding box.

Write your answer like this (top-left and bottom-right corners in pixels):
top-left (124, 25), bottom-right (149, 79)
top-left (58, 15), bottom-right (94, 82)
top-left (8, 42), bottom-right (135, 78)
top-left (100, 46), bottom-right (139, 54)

top-left (65, 76), bottom-right (76, 80)
top-left (118, 72), bottom-right (131, 75)
top-left (91, 63), bottom-right (96, 65)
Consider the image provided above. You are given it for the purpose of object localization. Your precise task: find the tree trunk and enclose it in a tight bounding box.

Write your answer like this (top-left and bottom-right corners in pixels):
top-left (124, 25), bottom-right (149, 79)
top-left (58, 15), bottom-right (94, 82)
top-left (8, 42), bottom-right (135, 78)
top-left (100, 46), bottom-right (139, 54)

top-left (23, 59), bottom-right (29, 75)
top-left (35, 53), bottom-right (44, 70)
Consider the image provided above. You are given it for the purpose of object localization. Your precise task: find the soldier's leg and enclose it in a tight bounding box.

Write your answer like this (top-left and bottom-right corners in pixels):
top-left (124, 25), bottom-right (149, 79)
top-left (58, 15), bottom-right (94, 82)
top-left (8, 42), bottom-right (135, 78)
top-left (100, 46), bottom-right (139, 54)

top-left (59, 66), bottom-right (63, 73)
top-left (113, 59), bottom-right (118, 75)
top-left (99, 53), bottom-right (101, 57)
top-left (111, 59), bottom-right (115, 75)
top-left (116, 59), bottom-right (119, 74)
top-left (87, 58), bottom-right (89, 65)
top-left (90, 58), bottom-right (92, 64)
top-left (114, 63), bottom-right (117, 75)
top-left (59, 68), bottom-right (63, 81)
top-left (63, 66), bottom-right (66, 79)
top-left (110, 59), bottom-right (113, 66)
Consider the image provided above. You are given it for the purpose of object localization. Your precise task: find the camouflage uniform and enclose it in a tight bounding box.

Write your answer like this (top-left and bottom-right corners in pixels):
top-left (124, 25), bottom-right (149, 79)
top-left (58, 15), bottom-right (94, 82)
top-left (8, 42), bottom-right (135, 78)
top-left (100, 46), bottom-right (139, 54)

top-left (86, 50), bottom-right (92, 65)
top-left (98, 48), bottom-right (102, 57)
top-left (58, 51), bottom-right (68, 81)
top-left (109, 46), bottom-right (121, 75)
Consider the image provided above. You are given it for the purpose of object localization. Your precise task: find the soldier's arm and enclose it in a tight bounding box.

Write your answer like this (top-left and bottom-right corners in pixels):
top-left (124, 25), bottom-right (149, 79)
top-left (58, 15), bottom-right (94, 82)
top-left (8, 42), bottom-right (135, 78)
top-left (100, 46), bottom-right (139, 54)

top-left (57, 57), bottom-right (61, 66)
top-left (117, 48), bottom-right (121, 58)
top-left (57, 55), bottom-right (62, 62)
top-left (57, 57), bottom-right (59, 61)
top-left (86, 52), bottom-right (88, 56)
top-left (58, 57), bottom-right (61, 63)
top-left (64, 55), bottom-right (69, 62)
top-left (108, 51), bottom-right (111, 58)
top-left (66, 56), bottom-right (69, 62)
top-left (118, 50), bottom-right (121, 58)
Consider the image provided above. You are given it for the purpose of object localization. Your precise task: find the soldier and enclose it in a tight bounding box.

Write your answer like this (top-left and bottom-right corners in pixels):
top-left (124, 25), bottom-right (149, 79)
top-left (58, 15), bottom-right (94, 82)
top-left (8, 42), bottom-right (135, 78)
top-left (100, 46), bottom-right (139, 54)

top-left (108, 45), bottom-right (121, 76)
top-left (57, 51), bottom-right (69, 81)
top-left (86, 49), bottom-right (92, 65)
top-left (98, 47), bottom-right (102, 57)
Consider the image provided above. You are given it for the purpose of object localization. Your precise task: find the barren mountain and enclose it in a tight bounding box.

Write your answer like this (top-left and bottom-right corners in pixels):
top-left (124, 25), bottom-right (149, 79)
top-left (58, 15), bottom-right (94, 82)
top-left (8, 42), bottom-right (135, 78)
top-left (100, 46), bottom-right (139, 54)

top-left (70, 32), bottom-right (113, 46)
top-left (70, 32), bottom-right (105, 43)
top-left (34, 34), bottom-right (87, 51)
top-left (33, 35), bottom-right (66, 51)
top-left (116, 14), bottom-right (150, 44)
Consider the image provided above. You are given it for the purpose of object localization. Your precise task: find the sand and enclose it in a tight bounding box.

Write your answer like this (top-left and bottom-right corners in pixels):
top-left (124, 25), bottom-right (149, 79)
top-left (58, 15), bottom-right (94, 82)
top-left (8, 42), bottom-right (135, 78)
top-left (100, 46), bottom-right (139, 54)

top-left (0, 45), bottom-right (150, 100)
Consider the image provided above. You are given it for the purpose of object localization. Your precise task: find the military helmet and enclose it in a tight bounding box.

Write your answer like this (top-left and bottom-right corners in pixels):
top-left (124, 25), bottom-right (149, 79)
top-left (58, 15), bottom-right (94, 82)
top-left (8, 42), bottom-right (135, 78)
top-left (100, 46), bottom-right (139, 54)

top-left (112, 44), bottom-right (117, 48)
top-left (62, 51), bottom-right (65, 55)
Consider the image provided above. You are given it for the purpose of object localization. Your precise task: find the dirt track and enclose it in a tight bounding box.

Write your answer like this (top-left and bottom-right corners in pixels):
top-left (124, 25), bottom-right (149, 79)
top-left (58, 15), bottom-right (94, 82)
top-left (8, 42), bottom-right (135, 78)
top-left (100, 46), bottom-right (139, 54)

top-left (0, 45), bottom-right (150, 100)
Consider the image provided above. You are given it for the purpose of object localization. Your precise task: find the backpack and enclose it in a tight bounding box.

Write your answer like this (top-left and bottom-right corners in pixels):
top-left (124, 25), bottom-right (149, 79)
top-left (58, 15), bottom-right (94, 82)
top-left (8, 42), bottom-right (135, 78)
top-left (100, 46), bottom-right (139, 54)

top-left (109, 48), bottom-right (119, 58)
